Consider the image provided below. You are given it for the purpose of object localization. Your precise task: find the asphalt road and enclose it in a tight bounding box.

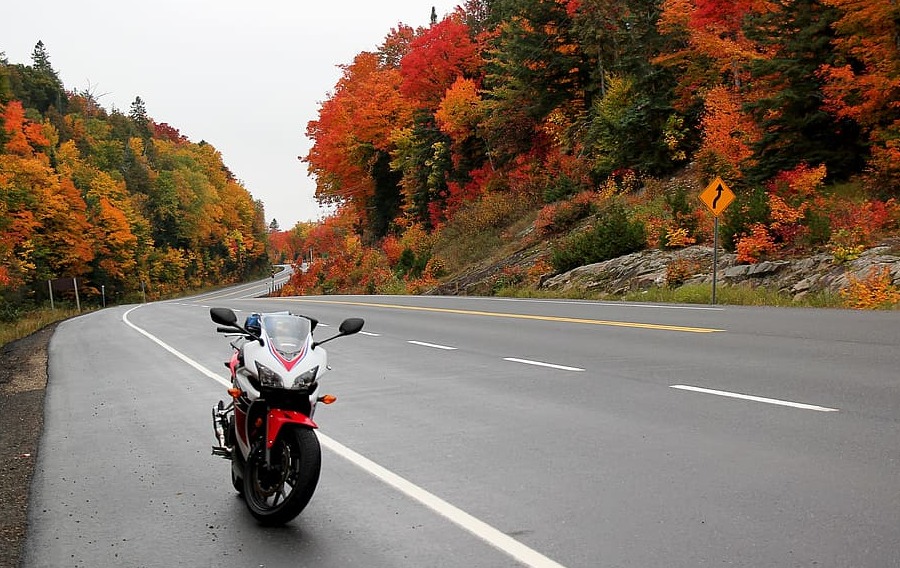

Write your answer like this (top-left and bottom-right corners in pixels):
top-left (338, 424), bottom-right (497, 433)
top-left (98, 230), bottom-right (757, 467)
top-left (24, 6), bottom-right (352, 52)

top-left (23, 281), bottom-right (900, 567)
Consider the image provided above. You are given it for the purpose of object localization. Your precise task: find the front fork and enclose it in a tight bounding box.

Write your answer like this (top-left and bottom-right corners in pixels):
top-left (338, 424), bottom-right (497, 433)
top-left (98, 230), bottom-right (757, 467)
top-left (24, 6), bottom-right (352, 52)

top-left (213, 397), bottom-right (333, 465)
top-left (211, 400), bottom-right (233, 459)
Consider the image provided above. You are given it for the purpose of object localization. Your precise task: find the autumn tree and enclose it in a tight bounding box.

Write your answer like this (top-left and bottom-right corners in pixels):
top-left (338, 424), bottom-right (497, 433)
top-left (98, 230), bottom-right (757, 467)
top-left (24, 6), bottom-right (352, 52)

top-left (1, 49), bottom-right (269, 307)
top-left (305, 50), bottom-right (414, 240)
top-left (400, 13), bottom-right (482, 109)
top-left (743, 0), bottom-right (865, 182)
top-left (481, 0), bottom-right (587, 162)
top-left (818, 0), bottom-right (900, 193)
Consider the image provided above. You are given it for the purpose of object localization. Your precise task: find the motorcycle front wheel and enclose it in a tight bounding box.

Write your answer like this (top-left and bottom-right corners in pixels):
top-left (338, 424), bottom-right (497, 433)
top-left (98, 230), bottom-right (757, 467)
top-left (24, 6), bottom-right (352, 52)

top-left (243, 426), bottom-right (321, 526)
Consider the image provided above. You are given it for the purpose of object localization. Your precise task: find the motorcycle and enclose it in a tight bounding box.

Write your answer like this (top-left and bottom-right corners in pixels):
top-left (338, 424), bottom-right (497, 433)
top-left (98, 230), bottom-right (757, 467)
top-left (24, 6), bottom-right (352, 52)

top-left (208, 307), bottom-right (364, 525)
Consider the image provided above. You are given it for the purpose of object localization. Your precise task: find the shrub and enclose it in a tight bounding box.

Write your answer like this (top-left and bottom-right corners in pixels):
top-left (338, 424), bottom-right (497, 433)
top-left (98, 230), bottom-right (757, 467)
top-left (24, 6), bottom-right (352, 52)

top-left (719, 184), bottom-right (769, 251)
top-left (535, 203), bottom-right (560, 236)
top-left (735, 223), bottom-right (778, 264)
top-left (395, 247), bottom-right (429, 279)
top-left (433, 190), bottom-right (533, 273)
top-left (665, 257), bottom-right (703, 288)
top-left (663, 227), bottom-right (696, 249)
top-left (828, 229), bottom-right (866, 264)
top-left (840, 266), bottom-right (900, 310)
top-left (551, 200), bottom-right (647, 273)
top-left (542, 174), bottom-right (580, 203)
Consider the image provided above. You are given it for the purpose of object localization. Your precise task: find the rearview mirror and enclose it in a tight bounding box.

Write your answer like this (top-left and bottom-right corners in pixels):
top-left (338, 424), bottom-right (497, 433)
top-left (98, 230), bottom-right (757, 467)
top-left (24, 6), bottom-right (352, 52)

top-left (210, 307), bottom-right (238, 326)
top-left (313, 317), bottom-right (365, 349)
top-left (339, 318), bottom-right (364, 336)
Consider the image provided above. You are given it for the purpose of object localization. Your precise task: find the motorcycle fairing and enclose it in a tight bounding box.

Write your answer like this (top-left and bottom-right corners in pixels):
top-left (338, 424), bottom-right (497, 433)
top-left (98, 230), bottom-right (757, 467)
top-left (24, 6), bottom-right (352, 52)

top-left (229, 351), bottom-right (240, 375)
top-left (267, 338), bottom-right (308, 372)
top-left (266, 409), bottom-right (318, 449)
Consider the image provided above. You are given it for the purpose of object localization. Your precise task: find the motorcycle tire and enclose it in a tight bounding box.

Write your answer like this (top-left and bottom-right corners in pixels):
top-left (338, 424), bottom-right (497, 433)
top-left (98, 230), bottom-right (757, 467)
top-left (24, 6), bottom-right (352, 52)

top-left (243, 426), bottom-right (321, 526)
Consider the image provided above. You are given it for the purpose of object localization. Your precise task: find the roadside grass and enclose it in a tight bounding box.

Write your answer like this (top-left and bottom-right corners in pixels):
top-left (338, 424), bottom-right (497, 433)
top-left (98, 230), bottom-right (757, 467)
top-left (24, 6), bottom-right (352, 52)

top-left (495, 283), bottom-right (846, 308)
top-left (0, 269), bottom-right (281, 349)
top-left (621, 284), bottom-right (844, 308)
top-left (0, 307), bottom-right (84, 349)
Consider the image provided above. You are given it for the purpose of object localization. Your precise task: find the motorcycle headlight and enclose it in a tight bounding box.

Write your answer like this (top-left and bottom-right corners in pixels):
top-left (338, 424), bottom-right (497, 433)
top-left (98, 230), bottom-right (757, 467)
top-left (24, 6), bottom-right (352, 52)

top-left (292, 366), bottom-right (319, 390)
top-left (255, 362), bottom-right (282, 388)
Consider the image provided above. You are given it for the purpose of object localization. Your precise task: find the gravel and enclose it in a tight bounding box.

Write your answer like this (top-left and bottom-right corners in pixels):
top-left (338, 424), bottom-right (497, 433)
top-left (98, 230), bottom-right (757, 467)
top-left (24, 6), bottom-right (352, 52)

top-left (0, 324), bottom-right (57, 568)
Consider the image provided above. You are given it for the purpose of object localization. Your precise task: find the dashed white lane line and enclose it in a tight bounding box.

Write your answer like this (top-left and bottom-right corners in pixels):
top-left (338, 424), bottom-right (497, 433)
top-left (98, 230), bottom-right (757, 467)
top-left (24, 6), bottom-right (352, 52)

top-left (504, 358), bottom-right (585, 372)
top-left (122, 305), bottom-right (568, 568)
top-left (360, 331), bottom-right (380, 337)
top-left (408, 340), bottom-right (458, 351)
top-left (670, 385), bottom-right (839, 412)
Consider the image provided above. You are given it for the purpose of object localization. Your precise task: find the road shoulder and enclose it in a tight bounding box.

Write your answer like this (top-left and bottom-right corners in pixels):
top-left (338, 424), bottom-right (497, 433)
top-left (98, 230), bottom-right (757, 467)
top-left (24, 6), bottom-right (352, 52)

top-left (0, 324), bottom-right (56, 568)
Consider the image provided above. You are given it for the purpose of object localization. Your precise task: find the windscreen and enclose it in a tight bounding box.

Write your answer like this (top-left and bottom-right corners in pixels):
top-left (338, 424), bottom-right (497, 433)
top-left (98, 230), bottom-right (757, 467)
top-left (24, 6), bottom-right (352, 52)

top-left (261, 314), bottom-right (311, 359)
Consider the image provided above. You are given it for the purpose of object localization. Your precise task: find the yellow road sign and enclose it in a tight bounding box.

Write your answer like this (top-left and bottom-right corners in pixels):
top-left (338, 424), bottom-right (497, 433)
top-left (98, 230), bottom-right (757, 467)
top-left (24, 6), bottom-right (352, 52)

top-left (699, 177), bottom-right (735, 217)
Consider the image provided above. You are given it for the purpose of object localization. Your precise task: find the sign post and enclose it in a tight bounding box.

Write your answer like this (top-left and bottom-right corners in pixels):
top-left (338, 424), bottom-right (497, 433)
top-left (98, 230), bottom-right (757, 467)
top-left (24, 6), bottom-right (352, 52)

top-left (699, 177), bottom-right (735, 305)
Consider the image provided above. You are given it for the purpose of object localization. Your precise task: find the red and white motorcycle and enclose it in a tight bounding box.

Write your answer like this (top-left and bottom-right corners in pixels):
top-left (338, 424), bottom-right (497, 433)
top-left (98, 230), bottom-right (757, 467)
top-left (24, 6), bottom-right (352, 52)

top-left (209, 307), bottom-right (363, 525)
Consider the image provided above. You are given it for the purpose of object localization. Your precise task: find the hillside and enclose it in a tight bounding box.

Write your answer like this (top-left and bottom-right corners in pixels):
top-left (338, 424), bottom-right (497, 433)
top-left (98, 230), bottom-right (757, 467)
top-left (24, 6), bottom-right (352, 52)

top-left (0, 43), bottom-right (268, 316)
top-left (271, 1), bottom-right (900, 309)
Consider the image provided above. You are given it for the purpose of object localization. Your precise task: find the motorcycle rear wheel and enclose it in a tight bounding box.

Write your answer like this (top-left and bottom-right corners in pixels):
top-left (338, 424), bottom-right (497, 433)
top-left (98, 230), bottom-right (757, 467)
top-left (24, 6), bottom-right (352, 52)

top-left (243, 427), bottom-right (321, 525)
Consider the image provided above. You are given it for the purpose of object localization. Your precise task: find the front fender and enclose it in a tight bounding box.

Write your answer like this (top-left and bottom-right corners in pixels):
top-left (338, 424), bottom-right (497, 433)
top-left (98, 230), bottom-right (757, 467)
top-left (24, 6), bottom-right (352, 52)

top-left (266, 409), bottom-right (317, 449)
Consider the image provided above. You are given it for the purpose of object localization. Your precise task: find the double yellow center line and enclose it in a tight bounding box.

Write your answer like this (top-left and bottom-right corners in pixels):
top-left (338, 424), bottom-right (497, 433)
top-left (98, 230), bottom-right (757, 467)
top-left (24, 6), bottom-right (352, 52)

top-left (280, 299), bottom-right (725, 334)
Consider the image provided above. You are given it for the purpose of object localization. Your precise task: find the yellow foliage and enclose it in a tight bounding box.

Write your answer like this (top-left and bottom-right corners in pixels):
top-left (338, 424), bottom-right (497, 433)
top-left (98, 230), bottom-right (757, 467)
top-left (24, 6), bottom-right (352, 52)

top-left (665, 227), bottom-right (696, 248)
top-left (840, 266), bottom-right (900, 309)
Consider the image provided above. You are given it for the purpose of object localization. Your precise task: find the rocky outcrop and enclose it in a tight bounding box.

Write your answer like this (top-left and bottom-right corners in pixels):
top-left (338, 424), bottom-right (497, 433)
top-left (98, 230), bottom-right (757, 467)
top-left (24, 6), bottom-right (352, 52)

top-left (541, 244), bottom-right (900, 299)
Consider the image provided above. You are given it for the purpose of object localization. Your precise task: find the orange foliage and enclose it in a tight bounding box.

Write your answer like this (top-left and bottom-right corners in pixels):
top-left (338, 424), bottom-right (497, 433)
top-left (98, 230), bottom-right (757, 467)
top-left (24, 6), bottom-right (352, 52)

top-left (840, 266), bottom-right (900, 309)
top-left (770, 163), bottom-right (827, 199)
top-left (2, 101), bottom-right (36, 156)
top-left (818, 0), bottom-right (900, 185)
top-left (435, 77), bottom-right (483, 143)
top-left (39, 178), bottom-right (95, 276)
top-left (735, 223), bottom-right (777, 263)
top-left (305, 52), bottom-right (413, 207)
top-left (665, 257), bottom-right (703, 287)
top-left (92, 197), bottom-right (138, 281)
top-left (658, 0), bottom-right (771, 89)
top-left (698, 86), bottom-right (762, 172)
top-left (381, 234), bottom-right (404, 266)
top-left (818, 0), bottom-right (900, 128)
top-left (535, 203), bottom-right (561, 236)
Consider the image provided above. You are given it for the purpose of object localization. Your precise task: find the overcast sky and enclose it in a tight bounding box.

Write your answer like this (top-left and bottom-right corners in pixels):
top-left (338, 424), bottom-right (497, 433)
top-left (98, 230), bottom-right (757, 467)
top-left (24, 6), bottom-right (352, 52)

top-left (1, 0), bottom-right (461, 228)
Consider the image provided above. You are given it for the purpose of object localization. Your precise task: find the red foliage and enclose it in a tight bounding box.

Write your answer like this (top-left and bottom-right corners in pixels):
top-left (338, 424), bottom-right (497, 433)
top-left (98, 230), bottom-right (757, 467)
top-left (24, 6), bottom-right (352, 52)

top-left (690, 0), bottom-right (757, 30)
top-left (562, 0), bottom-right (582, 18)
top-left (153, 122), bottom-right (188, 143)
top-left (379, 24), bottom-right (417, 68)
top-left (400, 15), bottom-right (481, 109)
top-left (380, 235), bottom-right (403, 266)
top-left (827, 198), bottom-right (900, 246)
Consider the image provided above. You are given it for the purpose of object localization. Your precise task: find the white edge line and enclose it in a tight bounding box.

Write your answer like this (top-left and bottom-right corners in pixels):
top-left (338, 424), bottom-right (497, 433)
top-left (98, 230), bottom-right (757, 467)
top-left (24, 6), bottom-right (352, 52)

top-left (319, 433), bottom-right (567, 568)
top-left (670, 385), bottom-right (839, 412)
top-left (504, 358), bottom-right (585, 373)
top-left (123, 306), bottom-right (229, 388)
top-left (408, 340), bottom-right (458, 351)
top-left (121, 306), bottom-right (566, 568)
